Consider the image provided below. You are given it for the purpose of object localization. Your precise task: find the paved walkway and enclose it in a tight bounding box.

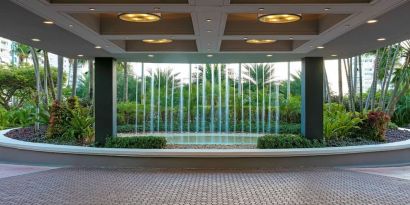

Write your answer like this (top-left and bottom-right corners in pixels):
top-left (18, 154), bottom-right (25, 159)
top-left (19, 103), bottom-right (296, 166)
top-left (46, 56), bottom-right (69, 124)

top-left (0, 165), bottom-right (409, 205)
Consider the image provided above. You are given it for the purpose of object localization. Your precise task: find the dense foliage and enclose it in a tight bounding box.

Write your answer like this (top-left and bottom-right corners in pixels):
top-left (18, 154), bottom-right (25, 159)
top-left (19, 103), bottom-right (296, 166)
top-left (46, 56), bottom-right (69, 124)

top-left (257, 134), bottom-right (324, 149)
top-left (47, 97), bottom-right (94, 145)
top-left (323, 103), bottom-right (362, 140)
top-left (105, 136), bottom-right (167, 149)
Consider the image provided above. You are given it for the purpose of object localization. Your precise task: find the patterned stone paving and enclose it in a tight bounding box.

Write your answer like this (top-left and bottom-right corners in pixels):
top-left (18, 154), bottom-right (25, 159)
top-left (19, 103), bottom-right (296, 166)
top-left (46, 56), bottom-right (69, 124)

top-left (0, 167), bottom-right (409, 205)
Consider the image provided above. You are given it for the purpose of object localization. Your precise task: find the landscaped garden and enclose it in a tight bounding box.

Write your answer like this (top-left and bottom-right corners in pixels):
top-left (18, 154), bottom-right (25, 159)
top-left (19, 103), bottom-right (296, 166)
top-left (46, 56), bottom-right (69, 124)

top-left (2, 40), bottom-right (410, 149)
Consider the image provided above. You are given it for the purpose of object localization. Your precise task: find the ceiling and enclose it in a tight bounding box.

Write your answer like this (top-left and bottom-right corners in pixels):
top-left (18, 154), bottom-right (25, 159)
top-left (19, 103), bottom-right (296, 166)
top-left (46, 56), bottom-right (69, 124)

top-left (1, 0), bottom-right (410, 63)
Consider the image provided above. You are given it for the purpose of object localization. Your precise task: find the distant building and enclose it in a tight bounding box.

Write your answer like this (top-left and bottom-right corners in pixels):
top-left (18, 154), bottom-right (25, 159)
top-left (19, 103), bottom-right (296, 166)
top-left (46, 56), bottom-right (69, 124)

top-left (0, 37), bottom-right (16, 65)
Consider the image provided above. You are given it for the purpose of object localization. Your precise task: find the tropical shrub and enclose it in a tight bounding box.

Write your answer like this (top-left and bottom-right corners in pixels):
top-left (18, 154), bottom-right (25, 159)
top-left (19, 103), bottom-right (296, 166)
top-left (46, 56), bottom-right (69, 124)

top-left (353, 111), bottom-right (390, 142)
top-left (47, 101), bottom-right (67, 139)
top-left (117, 101), bottom-right (136, 125)
top-left (280, 96), bottom-right (301, 124)
top-left (323, 103), bottom-right (362, 140)
top-left (279, 123), bottom-right (301, 134)
top-left (257, 134), bottom-right (324, 149)
top-left (63, 108), bottom-right (95, 145)
top-left (105, 136), bottom-right (167, 149)
top-left (388, 122), bottom-right (399, 130)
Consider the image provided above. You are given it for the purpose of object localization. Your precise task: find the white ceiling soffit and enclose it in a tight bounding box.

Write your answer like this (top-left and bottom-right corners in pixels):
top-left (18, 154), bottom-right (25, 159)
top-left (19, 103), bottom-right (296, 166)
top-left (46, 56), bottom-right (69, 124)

top-left (0, 0), bottom-right (407, 63)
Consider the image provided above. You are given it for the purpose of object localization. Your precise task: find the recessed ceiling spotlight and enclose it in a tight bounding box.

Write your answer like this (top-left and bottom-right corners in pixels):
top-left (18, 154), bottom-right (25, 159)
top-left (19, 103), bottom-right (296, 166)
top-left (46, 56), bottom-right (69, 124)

top-left (289, 37), bottom-right (294, 40)
top-left (331, 54), bottom-right (338, 57)
top-left (377, 38), bottom-right (386, 41)
top-left (31, 38), bottom-right (41, 42)
top-left (207, 54), bottom-right (213, 58)
top-left (77, 54), bottom-right (84, 57)
top-left (142, 39), bottom-right (173, 44)
top-left (246, 39), bottom-right (276, 44)
top-left (207, 30), bottom-right (212, 33)
top-left (148, 54), bottom-right (155, 58)
top-left (243, 37), bottom-right (248, 40)
top-left (266, 54), bottom-right (273, 57)
top-left (89, 8), bottom-right (95, 11)
top-left (43, 20), bottom-right (54, 25)
top-left (324, 8), bottom-right (331, 11)
top-left (118, 13), bottom-right (161, 23)
top-left (69, 24), bottom-right (73, 28)
top-left (258, 14), bottom-right (302, 24)
top-left (317, 46), bottom-right (325, 49)
top-left (95, 46), bottom-right (102, 49)
top-left (206, 19), bottom-right (212, 22)
top-left (367, 19), bottom-right (378, 24)
top-left (258, 8), bottom-right (264, 11)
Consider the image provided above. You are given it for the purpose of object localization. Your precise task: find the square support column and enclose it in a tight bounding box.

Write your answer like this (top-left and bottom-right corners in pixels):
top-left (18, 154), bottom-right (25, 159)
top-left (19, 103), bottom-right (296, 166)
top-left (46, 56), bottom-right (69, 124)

top-left (95, 57), bottom-right (117, 145)
top-left (301, 57), bottom-right (323, 140)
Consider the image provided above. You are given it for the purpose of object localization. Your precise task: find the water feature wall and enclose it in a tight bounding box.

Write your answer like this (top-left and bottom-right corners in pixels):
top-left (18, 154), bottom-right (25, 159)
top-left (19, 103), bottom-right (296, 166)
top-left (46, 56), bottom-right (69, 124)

top-left (127, 63), bottom-right (294, 144)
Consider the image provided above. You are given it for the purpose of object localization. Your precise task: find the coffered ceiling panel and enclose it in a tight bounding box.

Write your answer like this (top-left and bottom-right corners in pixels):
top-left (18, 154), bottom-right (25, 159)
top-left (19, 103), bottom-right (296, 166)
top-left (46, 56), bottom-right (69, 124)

top-left (112, 40), bottom-right (197, 52)
top-left (224, 14), bottom-right (350, 36)
top-left (1, 0), bottom-right (409, 62)
top-left (230, 0), bottom-right (371, 4)
top-left (49, 0), bottom-right (188, 4)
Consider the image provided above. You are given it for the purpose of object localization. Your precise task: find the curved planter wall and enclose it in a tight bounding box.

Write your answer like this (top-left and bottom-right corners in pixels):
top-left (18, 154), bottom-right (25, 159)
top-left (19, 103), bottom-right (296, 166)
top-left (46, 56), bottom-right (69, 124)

top-left (1, 129), bottom-right (410, 168)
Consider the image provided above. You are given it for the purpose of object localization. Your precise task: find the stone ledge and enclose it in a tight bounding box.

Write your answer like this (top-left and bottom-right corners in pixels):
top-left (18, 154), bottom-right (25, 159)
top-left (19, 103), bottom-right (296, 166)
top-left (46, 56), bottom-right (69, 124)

top-left (1, 128), bottom-right (410, 158)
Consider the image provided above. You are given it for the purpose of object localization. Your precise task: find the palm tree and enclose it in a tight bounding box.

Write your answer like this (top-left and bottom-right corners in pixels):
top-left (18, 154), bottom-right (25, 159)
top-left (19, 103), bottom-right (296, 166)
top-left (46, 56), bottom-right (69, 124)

top-left (56, 56), bottom-right (64, 102)
top-left (16, 43), bottom-right (30, 65)
top-left (88, 60), bottom-right (94, 104)
top-left (386, 40), bottom-right (410, 115)
top-left (30, 47), bottom-right (41, 132)
top-left (243, 63), bottom-right (275, 87)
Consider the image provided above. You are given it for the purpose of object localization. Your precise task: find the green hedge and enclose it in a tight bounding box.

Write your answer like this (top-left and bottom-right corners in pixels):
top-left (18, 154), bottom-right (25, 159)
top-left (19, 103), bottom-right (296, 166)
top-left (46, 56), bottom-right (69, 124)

top-left (105, 136), bottom-right (167, 149)
top-left (257, 134), bottom-right (324, 149)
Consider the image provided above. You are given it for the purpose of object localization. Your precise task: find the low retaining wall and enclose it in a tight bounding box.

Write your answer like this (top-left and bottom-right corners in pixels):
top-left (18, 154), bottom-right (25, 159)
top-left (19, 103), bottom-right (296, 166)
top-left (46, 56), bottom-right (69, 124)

top-left (1, 129), bottom-right (410, 168)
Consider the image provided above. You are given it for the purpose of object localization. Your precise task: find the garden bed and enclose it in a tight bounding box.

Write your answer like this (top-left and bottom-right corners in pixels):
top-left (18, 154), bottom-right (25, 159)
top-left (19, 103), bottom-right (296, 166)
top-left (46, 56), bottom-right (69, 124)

top-left (4, 126), bottom-right (410, 149)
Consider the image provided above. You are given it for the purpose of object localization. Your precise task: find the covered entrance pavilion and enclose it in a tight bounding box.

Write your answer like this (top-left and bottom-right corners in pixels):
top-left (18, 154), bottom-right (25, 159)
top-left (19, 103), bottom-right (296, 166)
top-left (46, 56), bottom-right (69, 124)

top-left (1, 1), bottom-right (410, 204)
top-left (2, 0), bottom-right (410, 145)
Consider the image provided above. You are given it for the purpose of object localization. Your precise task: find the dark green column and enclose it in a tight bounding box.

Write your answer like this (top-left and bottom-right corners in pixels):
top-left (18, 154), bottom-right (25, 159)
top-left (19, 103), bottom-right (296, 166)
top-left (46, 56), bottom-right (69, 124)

top-left (95, 57), bottom-right (117, 145)
top-left (301, 57), bottom-right (323, 140)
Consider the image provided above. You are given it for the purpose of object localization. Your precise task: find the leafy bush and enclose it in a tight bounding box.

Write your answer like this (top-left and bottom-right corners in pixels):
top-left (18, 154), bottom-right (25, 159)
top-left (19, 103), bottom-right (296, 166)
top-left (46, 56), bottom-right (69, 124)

top-left (353, 111), bottom-right (390, 142)
top-left (388, 122), bottom-right (399, 130)
top-left (117, 101), bottom-right (136, 125)
top-left (280, 96), bottom-right (301, 124)
top-left (257, 134), bottom-right (324, 149)
top-left (63, 108), bottom-right (95, 145)
top-left (323, 103), bottom-right (362, 140)
top-left (117, 124), bottom-right (136, 133)
top-left (279, 123), bottom-right (300, 134)
top-left (105, 136), bottom-right (167, 149)
top-left (47, 101), bottom-right (68, 139)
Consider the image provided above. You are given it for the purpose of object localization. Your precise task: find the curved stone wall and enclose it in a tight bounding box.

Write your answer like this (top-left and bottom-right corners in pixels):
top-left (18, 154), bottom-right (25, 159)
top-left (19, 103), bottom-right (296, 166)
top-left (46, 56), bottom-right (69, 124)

top-left (1, 129), bottom-right (409, 168)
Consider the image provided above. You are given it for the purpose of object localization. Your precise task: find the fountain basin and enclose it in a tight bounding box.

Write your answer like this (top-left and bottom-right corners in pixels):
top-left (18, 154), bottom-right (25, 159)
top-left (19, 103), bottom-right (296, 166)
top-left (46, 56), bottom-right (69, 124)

top-left (118, 132), bottom-right (265, 145)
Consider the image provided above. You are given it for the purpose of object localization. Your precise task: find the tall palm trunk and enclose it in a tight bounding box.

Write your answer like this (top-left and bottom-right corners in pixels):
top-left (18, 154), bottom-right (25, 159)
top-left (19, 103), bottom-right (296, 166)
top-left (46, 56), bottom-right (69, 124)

top-left (381, 44), bottom-right (399, 111)
top-left (71, 59), bottom-right (78, 97)
top-left (57, 56), bottom-right (64, 102)
top-left (43, 52), bottom-right (49, 105)
top-left (44, 51), bottom-right (56, 101)
top-left (365, 49), bottom-right (383, 111)
top-left (88, 60), bottom-right (94, 104)
top-left (123, 62), bottom-right (128, 101)
top-left (359, 55), bottom-right (363, 112)
top-left (30, 47), bottom-right (41, 132)
top-left (338, 59), bottom-right (343, 103)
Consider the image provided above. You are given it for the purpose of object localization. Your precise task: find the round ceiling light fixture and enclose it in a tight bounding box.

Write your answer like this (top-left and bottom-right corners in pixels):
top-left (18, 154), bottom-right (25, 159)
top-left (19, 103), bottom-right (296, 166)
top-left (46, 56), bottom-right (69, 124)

top-left (258, 13), bottom-right (302, 24)
top-left (118, 13), bottom-right (161, 23)
top-left (246, 39), bottom-right (276, 44)
top-left (142, 39), bottom-right (173, 44)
